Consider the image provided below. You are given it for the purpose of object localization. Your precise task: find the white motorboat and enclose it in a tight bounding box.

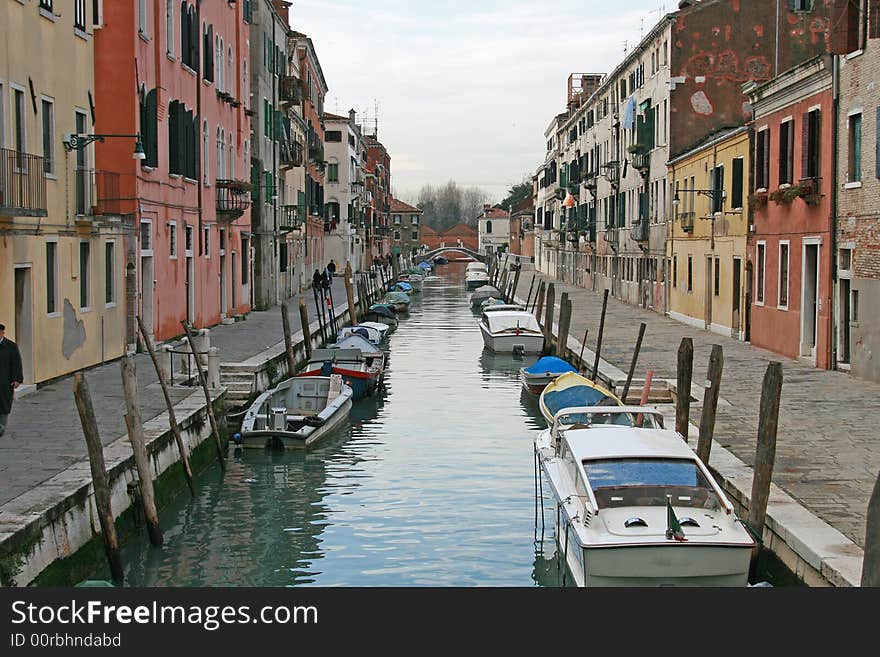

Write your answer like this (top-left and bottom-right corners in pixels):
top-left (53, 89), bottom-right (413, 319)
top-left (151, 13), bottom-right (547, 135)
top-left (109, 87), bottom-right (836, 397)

top-left (338, 324), bottom-right (385, 346)
top-left (465, 269), bottom-right (490, 289)
top-left (478, 307), bottom-right (544, 354)
top-left (535, 406), bottom-right (756, 586)
top-left (358, 321), bottom-right (391, 341)
top-left (470, 284), bottom-right (502, 308)
top-left (239, 375), bottom-right (353, 449)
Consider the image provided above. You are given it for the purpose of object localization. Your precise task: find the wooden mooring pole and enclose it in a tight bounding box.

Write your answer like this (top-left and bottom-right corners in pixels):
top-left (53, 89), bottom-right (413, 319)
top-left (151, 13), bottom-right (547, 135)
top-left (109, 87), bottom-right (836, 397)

top-left (73, 372), bottom-right (125, 583)
top-left (281, 301), bottom-right (296, 378)
top-left (510, 266), bottom-right (522, 305)
top-left (621, 322), bottom-right (647, 403)
top-left (747, 361), bottom-right (783, 546)
top-left (697, 345), bottom-right (724, 464)
top-left (299, 298), bottom-right (312, 361)
top-left (675, 337), bottom-right (694, 439)
top-left (863, 471), bottom-right (880, 586)
top-left (181, 322), bottom-right (226, 471)
top-left (524, 275), bottom-right (536, 309)
top-left (344, 262), bottom-right (357, 325)
top-left (591, 289), bottom-right (609, 383)
top-left (136, 316), bottom-right (195, 496)
top-left (534, 280), bottom-right (546, 318)
top-left (556, 294), bottom-right (572, 359)
top-left (120, 357), bottom-right (163, 547)
top-left (577, 328), bottom-right (589, 373)
top-left (543, 283), bottom-right (556, 355)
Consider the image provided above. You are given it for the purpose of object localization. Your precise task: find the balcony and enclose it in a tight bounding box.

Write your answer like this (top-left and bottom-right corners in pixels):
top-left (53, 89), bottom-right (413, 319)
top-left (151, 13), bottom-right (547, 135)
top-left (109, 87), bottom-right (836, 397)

top-left (281, 139), bottom-right (304, 169)
top-left (631, 152), bottom-right (650, 174)
top-left (280, 204), bottom-right (302, 231)
top-left (74, 169), bottom-right (122, 219)
top-left (679, 212), bottom-right (695, 233)
top-left (215, 180), bottom-right (251, 221)
top-left (604, 226), bottom-right (619, 249)
top-left (279, 76), bottom-right (303, 105)
top-left (0, 148), bottom-right (48, 217)
top-left (602, 161), bottom-right (619, 187)
top-left (631, 218), bottom-right (649, 242)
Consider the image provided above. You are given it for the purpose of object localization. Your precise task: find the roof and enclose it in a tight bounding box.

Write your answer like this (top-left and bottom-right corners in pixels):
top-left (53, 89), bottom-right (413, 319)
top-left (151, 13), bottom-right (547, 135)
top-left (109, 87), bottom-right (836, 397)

top-left (441, 222), bottom-right (477, 236)
top-left (480, 208), bottom-right (510, 219)
top-left (390, 198), bottom-right (423, 214)
top-left (420, 225), bottom-right (438, 235)
top-left (323, 112), bottom-right (349, 121)
top-left (566, 427), bottom-right (696, 463)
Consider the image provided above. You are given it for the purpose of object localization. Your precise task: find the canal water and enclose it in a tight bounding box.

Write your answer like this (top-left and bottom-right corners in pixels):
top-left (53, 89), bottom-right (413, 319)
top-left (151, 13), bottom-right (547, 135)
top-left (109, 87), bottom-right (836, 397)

top-left (93, 262), bottom-right (565, 586)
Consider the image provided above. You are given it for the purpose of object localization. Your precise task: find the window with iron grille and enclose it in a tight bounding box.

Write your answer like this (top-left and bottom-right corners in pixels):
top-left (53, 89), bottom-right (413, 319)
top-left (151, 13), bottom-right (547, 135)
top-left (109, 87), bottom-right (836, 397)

top-left (75, 0), bottom-right (87, 31)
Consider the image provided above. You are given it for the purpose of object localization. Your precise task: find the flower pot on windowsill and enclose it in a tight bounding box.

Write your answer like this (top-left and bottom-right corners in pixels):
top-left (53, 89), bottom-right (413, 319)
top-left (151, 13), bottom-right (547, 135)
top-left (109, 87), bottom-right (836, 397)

top-left (748, 192), bottom-right (768, 210)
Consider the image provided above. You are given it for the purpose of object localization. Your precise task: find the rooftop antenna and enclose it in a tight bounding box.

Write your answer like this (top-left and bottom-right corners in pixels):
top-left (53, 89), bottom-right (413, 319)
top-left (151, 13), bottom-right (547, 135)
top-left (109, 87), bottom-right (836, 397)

top-left (640, 17), bottom-right (644, 40)
top-left (622, 40), bottom-right (629, 56)
top-left (374, 99), bottom-right (379, 138)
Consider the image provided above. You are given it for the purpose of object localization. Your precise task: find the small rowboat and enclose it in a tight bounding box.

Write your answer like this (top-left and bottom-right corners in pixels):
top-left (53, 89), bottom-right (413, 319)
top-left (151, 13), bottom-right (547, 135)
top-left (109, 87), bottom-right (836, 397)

top-left (519, 356), bottom-right (578, 395)
top-left (538, 371), bottom-right (622, 424)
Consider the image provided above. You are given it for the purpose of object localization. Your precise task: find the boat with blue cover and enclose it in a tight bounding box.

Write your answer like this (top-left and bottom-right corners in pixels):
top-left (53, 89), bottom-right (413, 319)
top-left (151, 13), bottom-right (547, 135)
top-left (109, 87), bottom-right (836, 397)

top-left (539, 371), bottom-right (623, 424)
top-left (382, 290), bottom-right (411, 313)
top-left (365, 303), bottom-right (398, 329)
top-left (519, 356), bottom-right (578, 395)
top-left (389, 281), bottom-right (415, 295)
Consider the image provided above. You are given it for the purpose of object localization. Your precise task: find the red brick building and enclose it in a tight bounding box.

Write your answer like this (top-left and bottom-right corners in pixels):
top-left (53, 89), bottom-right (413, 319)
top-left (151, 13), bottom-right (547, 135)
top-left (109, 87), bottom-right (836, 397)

top-left (745, 55), bottom-right (834, 369)
top-left (420, 222), bottom-right (479, 252)
top-left (364, 136), bottom-right (391, 263)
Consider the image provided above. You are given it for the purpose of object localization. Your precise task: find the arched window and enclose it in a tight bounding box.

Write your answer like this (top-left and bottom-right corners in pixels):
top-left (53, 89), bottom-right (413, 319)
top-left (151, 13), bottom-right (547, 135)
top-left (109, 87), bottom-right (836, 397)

top-left (215, 35), bottom-right (223, 91)
top-left (202, 120), bottom-right (209, 184)
top-left (486, 220), bottom-right (493, 234)
top-left (228, 47), bottom-right (234, 96)
top-left (166, 0), bottom-right (174, 55)
top-left (216, 127), bottom-right (224, 181)
top-left (227, 133), bottom-right (234, 181)
top-left (242, 60), bottom-right (248, 108)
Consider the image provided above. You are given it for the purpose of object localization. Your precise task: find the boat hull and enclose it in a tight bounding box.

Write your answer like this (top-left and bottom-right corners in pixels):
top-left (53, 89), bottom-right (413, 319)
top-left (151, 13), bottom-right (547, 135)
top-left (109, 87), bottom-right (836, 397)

top-left (240, 397), bottom-right (352, 449)
top-left (479, 324), bottom-right (544, 354)
top-left (298, 367), bottom-right (379, 400)
top-left (466, 276), bottom-right (490, 289)
top-left (520, 370), bottom-right (563, 395)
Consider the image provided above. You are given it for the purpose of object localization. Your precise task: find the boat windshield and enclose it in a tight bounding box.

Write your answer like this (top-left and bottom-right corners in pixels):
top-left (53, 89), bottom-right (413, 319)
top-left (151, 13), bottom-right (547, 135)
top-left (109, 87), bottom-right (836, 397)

top-left (583, 458), bottom-right (721, 510)
top-left (557, 409), bottom-right (663, 429)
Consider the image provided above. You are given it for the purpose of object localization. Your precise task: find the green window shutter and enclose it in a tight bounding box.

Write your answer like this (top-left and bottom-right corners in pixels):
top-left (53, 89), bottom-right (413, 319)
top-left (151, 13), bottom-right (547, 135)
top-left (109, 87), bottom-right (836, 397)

top-left (263, 100), bottom-right (269, 137)
top-left (250, 162), bottom-right (260, 201)
top-left (732, 158), bottom-right (744, 208)
top-left (144, 89), bottom-right (158, 168)
top-left (618, 192), bottom-right (626, 227)
top-left (560, 163), bottom-right (568, 189)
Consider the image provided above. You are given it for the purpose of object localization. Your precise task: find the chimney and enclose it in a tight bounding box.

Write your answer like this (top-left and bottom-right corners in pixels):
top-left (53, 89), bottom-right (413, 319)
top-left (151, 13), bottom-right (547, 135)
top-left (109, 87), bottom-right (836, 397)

top-left (272, 1), bottom-right (292, 24)
top-left (349, 108), bottom-right (356, 124)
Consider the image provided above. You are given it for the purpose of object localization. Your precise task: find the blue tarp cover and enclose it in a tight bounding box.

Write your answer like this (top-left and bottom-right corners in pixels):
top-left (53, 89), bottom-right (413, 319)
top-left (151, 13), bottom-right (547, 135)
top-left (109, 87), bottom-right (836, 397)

top-left (524, 356), bottom-right (577, 375)
top-left (543, 385), bottom-right (612, 415)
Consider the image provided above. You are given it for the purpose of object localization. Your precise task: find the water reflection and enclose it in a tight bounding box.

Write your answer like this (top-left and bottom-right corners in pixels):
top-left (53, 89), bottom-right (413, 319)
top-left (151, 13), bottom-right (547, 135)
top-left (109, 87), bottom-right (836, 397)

top-left (95, 262), bottom-right (564, 587)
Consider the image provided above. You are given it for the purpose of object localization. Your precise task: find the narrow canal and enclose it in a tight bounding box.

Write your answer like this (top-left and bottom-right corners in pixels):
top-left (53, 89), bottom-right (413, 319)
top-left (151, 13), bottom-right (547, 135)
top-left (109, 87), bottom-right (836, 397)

top-left (92, 262), bottom-right (565, 586)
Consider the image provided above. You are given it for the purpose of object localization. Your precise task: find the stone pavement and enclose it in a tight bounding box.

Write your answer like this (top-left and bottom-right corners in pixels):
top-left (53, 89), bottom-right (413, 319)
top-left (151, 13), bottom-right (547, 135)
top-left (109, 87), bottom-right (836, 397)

top-left (0, 273), bottom-right (361, 508)
top-left (512, 270), bottom-right (880, 547)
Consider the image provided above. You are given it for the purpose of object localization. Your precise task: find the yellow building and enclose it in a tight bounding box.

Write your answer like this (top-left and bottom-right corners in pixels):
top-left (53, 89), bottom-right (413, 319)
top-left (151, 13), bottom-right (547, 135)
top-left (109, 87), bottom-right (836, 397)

top-left (667, 127), bottom-right (749, 339)
top-left (1, 0), bottom-right (125, 385)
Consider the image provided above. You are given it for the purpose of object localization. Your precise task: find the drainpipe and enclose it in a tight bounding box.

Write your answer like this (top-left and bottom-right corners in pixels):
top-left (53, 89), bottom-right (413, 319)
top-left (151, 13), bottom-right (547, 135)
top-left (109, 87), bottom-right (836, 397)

top-left (775, 0), bottom-right (780, 78)
top-left (830, 54), bottom-right (839, 369)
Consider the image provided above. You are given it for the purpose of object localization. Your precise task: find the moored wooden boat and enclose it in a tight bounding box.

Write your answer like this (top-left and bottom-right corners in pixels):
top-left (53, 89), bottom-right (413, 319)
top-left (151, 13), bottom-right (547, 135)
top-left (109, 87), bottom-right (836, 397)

top-left (478, 307), bottom-right (544, 354)
top-left (239, 375), bottom-right (353, 449)
top-left (538, 371), bottom-right (622, 424)
top-left (519, 356), bottom-right (578, 395)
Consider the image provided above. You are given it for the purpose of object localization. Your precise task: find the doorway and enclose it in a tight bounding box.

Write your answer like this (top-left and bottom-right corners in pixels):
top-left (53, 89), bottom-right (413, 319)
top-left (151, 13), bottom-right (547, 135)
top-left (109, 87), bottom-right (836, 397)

top-left (801, 241), bottom-right (820, 360)
top-left (744, 260), bottom-right (753, 342)
top-left (140, 256), bottom-right (154, 340)
top-left (732, 257), bottom-right (742, 338)
top-left (220, 253), bottom-right (228, 317)
top-left (839, 278), bottom-right (851, 365)
top-left (185, 256), bottom-right (194, 325)
top-left (231, 252), bottom-right (237, 311)
top-left (13, 266), bottom-right (33, 384)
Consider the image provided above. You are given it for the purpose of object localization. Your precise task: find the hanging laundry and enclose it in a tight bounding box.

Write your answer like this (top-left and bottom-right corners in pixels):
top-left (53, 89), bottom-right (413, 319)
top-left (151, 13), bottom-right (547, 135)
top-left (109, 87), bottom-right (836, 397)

top-left (623, 96), bottom-right (636, 130)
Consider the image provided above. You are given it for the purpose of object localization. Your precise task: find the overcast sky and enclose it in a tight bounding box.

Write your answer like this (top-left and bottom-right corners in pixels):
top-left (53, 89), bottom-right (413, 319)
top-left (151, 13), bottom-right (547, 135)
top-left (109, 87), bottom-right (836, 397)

top-left (292, 0), bottom-right (667, 203)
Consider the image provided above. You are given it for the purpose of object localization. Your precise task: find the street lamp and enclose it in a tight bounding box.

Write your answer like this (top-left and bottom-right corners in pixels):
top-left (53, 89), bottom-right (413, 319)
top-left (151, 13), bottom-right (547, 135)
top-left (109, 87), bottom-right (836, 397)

top-left (63, 133), bottom-right (146, 160)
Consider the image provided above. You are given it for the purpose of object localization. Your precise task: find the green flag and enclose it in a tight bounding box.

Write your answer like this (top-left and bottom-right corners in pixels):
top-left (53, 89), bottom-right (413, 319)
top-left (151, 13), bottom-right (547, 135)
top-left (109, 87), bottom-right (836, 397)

top-left (666, 498), bottom-right (687, 542)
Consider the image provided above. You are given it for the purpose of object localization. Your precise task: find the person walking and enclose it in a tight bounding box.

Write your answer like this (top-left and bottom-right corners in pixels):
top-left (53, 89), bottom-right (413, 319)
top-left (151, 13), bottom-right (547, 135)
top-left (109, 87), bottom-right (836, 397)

top-left (326, 259), bottom-right (337, 279)
top-left (0, 324), bottom-right (24, 437)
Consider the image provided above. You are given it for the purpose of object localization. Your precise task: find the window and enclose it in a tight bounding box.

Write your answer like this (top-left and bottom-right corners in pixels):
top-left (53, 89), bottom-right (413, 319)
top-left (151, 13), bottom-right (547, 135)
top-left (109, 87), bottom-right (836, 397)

top-left (79, 242), bottom-right (91, 309)
top-left (779, 120), bottom-right (794, 185)
top-left (219, 227), bottom-right (226, 253)
top-left (325, 130), bottom-right (342, 142)
top-left (755, 128), bottom-right (769, 189)
top-left (140, 221), bottom-right (152, 251)
top-left (731, 157), bottom-right (744, 209)
top-left (328, 163), bottom-right (339, 182)
top-left (75, 0), bottom-right (87, 31)
top-left (756, 242), bottom-right (766, 304)
top-left (673, 254), bottom-right (678, 288)
top-left (46, 242), bottom-right (58, 314)
top-left (40, 0), bottom-right (54, 11)
top-left (412, 230), bottom-right (418, 240)
top-left (242, 60), bottom-right (248, 109)
top-left (486, 220), bottom-right (492, 234)
top-left (228, 47), bottom-right (233, 95)
top-left (203, 120), bottom-right (209, 183)
top-left (105, 241), bottom-right (115, 305)
top-left (778, 242), bottom-right (789, 309)
top-left (849, 113), bottom-right (862, 182)
top-left (138, 0), bottom-right (148, 35)
top-left (203, 226), bottom-right (210, 255)
top-left (140, 88), bottom-right (158, 168)
top-left (872, 0), bottom-right (880, 39)
top-left (279, 242), bottom-right (288, 272)
top-left (711, 164), bottom-right (724, 213)
top-left (687, 255), bottom-right (693, 292)
top-left (169, 221), bottom-right (177, 258)
top-left (393, 231), bottom-right (401, 241)
top-left (166, 0), bottom-right (174, 55)
top-left (714, 257), bottom-right (720, 297)
top-left (852, 290), bottom-right (860, 322)
top-left (185, 223), bottom-right (193, 253)
top-left (227, 133), bottom-right (234, 181)
top-left (13, 87), bottom-right (26, 155)
top-left (803, 109), bottom-right (821, 179)
top-left (793, 0), bottom-right (813, 10)
top-left (168, 99), bottom-right (197, 178)
top-left (41, 99), bottom-right (54, 175)
top-left (216, 127), bottom-right (224, 181)
top-left (241, 237), bottom-right (249, 285)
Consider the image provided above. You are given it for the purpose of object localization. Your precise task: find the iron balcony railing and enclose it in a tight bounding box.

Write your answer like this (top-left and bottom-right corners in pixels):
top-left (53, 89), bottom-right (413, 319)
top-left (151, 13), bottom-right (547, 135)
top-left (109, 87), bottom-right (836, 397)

top-left (0, 148), bottom-right (48, 216)
top-left (631, 218), bottom-right (649, 242)
top-left (74, 169), bottom-right (122, 217)
top-left (279, 76), bottom-right (303, 104)
top-left (215, 180), bottom-right (251, 220)
top-left (679, 212), bottom-right (695, 232)
top-left (280, 204), bottom-right (302, 230)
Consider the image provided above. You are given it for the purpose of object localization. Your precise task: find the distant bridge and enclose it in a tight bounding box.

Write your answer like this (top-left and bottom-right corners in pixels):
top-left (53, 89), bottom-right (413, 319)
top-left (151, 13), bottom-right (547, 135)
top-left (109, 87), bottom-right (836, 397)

top-left (420, 246), bottom-right (487, 263)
